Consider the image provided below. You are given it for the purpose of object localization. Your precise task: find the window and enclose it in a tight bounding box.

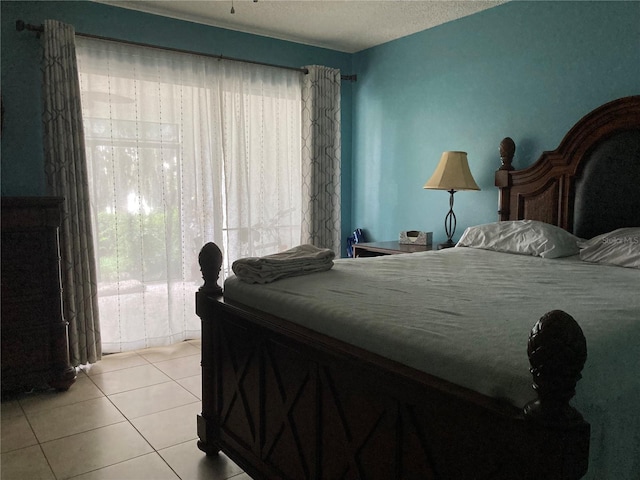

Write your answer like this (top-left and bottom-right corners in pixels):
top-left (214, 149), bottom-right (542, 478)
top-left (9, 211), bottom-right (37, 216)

top-left (77, 38), bottom-right (302, 352)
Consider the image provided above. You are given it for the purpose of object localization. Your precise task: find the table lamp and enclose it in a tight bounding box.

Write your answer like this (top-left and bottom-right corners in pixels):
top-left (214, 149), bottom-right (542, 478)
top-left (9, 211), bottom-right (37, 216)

top-left (424, 151), bottom-right (480, 249)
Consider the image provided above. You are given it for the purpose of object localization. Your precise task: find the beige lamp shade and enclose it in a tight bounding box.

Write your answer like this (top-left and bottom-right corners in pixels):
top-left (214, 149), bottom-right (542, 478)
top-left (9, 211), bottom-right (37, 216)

top-left (423, 151), bottom-right (480, 191)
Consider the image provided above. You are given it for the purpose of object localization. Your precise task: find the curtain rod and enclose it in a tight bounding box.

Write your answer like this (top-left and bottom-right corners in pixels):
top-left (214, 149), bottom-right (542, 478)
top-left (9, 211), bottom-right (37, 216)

top-left (16, 20), bottom-right (357, 82)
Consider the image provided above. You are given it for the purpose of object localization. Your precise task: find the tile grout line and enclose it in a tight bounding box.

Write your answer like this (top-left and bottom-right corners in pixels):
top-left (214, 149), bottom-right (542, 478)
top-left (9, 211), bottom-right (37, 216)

top-left (2, 341), bottom-right (221, 480)
top-left (83, 350), bottom-right (202, 479)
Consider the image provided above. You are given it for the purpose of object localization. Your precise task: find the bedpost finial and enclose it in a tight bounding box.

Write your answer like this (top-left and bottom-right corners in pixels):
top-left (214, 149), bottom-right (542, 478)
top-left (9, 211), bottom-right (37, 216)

top-left (199, 242), bottom-right (223, 295)
top-left (499, 137), bottom-right (516, 171)
top-left (524, 309), bottom-right (587, 427)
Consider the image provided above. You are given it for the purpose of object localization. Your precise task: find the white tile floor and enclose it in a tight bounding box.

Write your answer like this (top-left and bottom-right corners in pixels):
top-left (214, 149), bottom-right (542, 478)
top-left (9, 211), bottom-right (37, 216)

top-left (0, 340), bottom-right (252, 480)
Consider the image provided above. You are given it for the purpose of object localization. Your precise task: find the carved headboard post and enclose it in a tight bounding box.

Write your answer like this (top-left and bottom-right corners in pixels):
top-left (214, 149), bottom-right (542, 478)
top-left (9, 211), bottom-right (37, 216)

top-left (495, 137), bottom-right (515, 221)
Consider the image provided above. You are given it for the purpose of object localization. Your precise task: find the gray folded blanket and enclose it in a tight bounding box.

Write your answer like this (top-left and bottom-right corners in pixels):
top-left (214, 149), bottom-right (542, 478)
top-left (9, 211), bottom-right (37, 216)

top-left (231, 244), bottom-right (335, 284)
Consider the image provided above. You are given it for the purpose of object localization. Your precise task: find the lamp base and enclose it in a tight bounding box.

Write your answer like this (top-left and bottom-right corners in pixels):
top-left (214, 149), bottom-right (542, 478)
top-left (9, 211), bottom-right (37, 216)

top-left (437, 239), bottom-right (456, 250)
top-left (439, 190), bottom-right (457, 251)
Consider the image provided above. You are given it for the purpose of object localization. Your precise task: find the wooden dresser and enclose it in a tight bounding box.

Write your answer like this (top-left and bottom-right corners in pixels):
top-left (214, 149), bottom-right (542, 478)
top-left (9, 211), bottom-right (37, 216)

top-left (1, 197), bottom-right (76, 394)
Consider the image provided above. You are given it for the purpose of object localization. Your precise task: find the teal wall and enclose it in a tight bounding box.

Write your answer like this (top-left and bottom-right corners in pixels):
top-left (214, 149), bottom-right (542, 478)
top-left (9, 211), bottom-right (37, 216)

top-left (351, 1), bottom-right (640, 245)
top-left (0, 0), bottom-right (353, 242)
top-left (3, 1), bottom-right (640, 250)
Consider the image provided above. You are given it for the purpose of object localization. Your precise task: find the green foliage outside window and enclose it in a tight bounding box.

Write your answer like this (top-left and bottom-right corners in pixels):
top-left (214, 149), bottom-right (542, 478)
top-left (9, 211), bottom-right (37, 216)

top-left (96, 209), bottom-right (184, 283)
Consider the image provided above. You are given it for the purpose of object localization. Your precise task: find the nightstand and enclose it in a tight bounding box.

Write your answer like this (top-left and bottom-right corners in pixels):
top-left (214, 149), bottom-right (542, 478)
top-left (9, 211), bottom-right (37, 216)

top-left (352, 241), bottom-right (433, 257)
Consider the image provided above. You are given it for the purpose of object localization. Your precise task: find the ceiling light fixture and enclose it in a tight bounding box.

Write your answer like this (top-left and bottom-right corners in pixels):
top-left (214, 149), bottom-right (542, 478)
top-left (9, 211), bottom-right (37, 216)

top-left (231, 0), bottom-right (258, 15)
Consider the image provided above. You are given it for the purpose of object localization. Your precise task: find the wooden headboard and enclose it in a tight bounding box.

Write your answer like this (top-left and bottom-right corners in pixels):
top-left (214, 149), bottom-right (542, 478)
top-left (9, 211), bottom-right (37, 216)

top-left (495, 95), bottom-right (640, 238)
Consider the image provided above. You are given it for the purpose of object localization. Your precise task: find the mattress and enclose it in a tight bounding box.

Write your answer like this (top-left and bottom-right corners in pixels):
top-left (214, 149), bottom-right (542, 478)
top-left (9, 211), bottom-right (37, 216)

top-left (223, 247), bottom-right (640, 479)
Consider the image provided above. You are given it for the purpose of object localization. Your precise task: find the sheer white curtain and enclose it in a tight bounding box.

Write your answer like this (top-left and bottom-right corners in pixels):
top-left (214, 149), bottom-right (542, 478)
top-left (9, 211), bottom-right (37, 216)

top-left (76, 38), bottom-right (302, 352)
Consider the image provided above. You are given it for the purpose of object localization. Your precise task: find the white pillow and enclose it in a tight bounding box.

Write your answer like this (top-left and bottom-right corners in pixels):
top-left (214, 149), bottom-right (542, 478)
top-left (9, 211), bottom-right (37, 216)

top-left (577, 227), bottom-right (640, 268)
top-left (456, 220), bottom-right (580, 258)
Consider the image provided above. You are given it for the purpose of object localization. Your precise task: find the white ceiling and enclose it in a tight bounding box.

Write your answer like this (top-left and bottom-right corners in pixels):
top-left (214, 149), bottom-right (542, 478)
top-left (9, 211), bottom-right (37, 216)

top-left (95, 1), bottom-right (506, 53)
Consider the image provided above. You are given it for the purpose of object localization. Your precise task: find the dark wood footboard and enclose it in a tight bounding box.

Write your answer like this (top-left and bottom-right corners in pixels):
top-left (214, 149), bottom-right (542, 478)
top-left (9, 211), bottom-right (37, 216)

top-left (195, 244), bottom-right (590, 480)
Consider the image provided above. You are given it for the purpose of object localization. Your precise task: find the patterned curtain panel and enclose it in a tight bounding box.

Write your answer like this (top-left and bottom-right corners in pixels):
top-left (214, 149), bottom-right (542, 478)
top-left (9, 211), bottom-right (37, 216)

top-left (301, 65), bottom-right (342, 255)
top-left (42, 20), bottom-right (101, 365)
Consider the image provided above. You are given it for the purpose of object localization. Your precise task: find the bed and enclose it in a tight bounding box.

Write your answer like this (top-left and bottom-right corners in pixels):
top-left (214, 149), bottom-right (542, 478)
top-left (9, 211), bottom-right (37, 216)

top-left (195, 95), bottom-right (640, 479)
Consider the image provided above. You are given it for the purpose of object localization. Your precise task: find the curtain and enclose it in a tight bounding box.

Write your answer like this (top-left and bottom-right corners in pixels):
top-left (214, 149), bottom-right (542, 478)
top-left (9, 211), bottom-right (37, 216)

top-left (301, 65), bottom-right (342, 255)
top-left (75, 37), bottom-right (303, 352)
top-left (41, 20), bottom-right (101, 366)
